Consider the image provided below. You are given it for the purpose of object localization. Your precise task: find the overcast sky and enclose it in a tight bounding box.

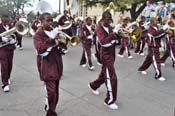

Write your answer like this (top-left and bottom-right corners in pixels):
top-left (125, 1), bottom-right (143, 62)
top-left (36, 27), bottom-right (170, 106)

top-left (28, 0), bottom-right (64, 13)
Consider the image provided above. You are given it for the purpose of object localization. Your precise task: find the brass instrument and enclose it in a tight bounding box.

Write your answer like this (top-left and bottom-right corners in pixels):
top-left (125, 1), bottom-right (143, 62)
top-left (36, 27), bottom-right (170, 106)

top-left (0, 20), bottom-right (29, 48)
top-left (60, 32), bottom-right (79, 47)
top-left (118, 27), bottom-right (142, 43)
top-left (105, 2), bottom-right (115, 12)
top-left (52, 25), bottom-right (79, 47)
top-left (165, 26), bottom-right (175, 36)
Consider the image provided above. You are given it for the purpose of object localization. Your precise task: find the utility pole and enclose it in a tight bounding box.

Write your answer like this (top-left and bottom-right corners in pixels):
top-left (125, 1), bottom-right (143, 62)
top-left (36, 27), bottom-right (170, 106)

top-left (59, 0), bottom-right (61, 14)
top-left (17, 0), bottom-right (20, 15)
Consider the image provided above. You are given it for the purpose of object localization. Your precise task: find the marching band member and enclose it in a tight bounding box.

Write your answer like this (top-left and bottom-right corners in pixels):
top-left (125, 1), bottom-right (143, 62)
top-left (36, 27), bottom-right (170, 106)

top-left (138, 17), bottom-right (166, 81)
top-left (31, 15), bottom-right (41, 32)
top-left (0, 14), bottom-right (16, 92)
top-left (135, 16), bottom-right (148, 55)
top-left (93, 32), bottom-right (102, 65)
top-left (88, 11), bottom-right (119, 110)
top-left (13, 15), bottom-right (23, 50)
top-left (93, 19), bottom-right (102, 65)
top-left (117, 17), bottom-right (133, 59)
top-left (58, 10), bottom-right (72, 54)
top-left (79, 17), bottom-right (95, 70)
top-left (160, 21), bottom-right (175, 67)
top-left (33, 13), bottom-right (66, 116)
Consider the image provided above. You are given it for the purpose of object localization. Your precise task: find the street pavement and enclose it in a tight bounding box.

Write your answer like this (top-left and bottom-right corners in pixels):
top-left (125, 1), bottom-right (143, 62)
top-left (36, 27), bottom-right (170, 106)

top-left (0, 37), bottom-right (175, 116)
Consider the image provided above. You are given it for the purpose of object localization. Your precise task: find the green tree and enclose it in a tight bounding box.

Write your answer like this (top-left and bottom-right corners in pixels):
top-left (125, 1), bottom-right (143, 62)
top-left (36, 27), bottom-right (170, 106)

top-left (0, 0), bottom-right (32, 19)
top-left (77, 0), bottom-right (174, 20)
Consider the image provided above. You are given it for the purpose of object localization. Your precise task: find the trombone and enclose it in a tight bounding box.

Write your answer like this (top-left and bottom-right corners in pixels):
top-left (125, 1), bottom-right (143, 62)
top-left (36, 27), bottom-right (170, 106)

top-left (0, 20), bottom-right (29, 48)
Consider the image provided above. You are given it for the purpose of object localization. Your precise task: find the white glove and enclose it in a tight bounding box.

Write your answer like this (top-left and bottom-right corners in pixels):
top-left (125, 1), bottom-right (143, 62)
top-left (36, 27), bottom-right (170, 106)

top-left (50, 27), bottom-right (62, 39)
top-left (1, 37), bottom-right (10, 42)
top-left (163, 24), bottom-right (169, 30)
top-left (144, 25), bottom-right (150, 30)
top-left (53, 27), bottom-right (62, 33)
top-left (36, 22), bottom-right (41, 27)
top-left (87, 35), bottom-right (93, 39)
top-left (9, 39), bottom-right (16, 44)
top-left (113, 24), bottom-right (122, 33)
top-left (44, 28), bottom-right (62, 39)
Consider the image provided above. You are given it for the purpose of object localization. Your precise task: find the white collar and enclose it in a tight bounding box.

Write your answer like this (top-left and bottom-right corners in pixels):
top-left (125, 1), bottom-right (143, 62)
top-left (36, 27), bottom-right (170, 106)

top-left (102, 25), bottom-right (109, 33)
top-left (44, 30), bottom-right (52, 38)
top-left (86, 25), bottom-right (92, 31)
top-left (3, 25), bottom-right (9, 31)
top-left (153, 26), bottom-right (158, 31)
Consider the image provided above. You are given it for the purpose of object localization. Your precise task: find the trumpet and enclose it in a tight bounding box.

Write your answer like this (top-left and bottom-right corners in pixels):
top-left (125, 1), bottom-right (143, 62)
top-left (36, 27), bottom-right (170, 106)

top-left (59, 32), bottom-right (79, 47)
top-left (51, 21), bottom-right (79, 47)
top-left (0, 20), bottom-right (29, 48)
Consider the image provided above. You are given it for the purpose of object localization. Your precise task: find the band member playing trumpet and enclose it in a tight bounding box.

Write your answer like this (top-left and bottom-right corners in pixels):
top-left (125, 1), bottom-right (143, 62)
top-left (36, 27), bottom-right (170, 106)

top-left (88, 11), bottom-right (119, 110)
top-left (0, 14), bottom-right (16, 92)
top-left (58, 10), bottom-right (72, 54)
top-left (135, 16), bottom-right (148, 55)
top-left (138, 17), bottom-right (166, 81)
top-left (118, 17), bottom-right (133, 59)
top-left (79, 17), bottom-right (95, 70)
top-left (160, 21), bottom-right (175, 67)
top-left (33, 13), bottom-right (66, 116)
top-left (31, 15), bottom-right (41, 32)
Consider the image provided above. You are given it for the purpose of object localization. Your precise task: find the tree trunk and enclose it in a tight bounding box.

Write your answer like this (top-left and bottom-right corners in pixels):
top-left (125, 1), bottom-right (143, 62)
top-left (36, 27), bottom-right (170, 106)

top-left (130, 3), bottom-right (146, 21)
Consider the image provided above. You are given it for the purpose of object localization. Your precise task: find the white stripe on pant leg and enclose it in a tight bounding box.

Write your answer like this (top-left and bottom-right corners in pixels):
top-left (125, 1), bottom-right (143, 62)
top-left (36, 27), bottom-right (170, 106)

top-left (170, 49), bottom-right (175, 62)
top-left (106, 68), bottom-right (113, 104)
top-left (85, 50), bottom-right (89, 66)
top-left (152, 55), bottom-right (160, 77)
top-left (44, 82), bottom-right (49, 111)
top-left (125, 46), bottom-right (128, 55)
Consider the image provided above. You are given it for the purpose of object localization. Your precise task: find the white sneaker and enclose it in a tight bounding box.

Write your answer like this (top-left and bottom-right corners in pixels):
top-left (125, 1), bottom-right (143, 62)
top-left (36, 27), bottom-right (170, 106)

top-left (128, 56), bottom-right (133, 59)
top-left (139, 53), bottom-right (144, 56)
top-left (16, 45), bottom-right (20, 48)
top-left (157, 77), bottom-right (166, 81)
top-left (63, 49), bottom-right (69, 54)
top-left (19, 47), bottom-right (23, 50)
top-left (140, 71), bottom-right (147, 75)
top-left (161, 63), bottom-right (165, 66)
top-left (104, 102), bottom-right (118, 110)
top-left (88, 84), bottom-right (99, 95)
top-left (97, 62), bottom-right (102, 66)
top-left (117, 54), bottom-right (124, 58)
top-left (81, 64), bottom-right (87, 68)
top-left (3, 85), bottom-right (10, 92)
top-left (89, 66), bottom-right (95, 71)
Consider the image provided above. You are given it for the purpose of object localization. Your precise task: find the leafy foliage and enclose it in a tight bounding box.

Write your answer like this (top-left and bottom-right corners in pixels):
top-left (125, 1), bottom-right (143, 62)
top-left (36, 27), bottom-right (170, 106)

top-left (0, 0), bottom-right (32, 19)
top-left (76, 0), bottom-right (174, 20)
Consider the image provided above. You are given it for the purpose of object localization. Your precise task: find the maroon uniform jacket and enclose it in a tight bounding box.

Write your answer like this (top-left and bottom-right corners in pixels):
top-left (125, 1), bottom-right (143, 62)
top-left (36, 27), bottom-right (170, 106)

top-left (0, 24), bottom-right (16, 58)
top-left (147, 26), bottom-right (165, 48)
top-left (166, 33), bottom-right (175, 47)
top-left (80, 25), bottom-right (93, 45)
top-left (139, 21), bottom-right (147, 38)
top-left (121, 24), bottom-right (129, 40)
top-left (96, 24), bottom-right (117, 64)
top-left (33, 28), bottom-right (63, 81)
